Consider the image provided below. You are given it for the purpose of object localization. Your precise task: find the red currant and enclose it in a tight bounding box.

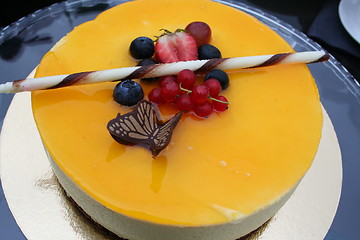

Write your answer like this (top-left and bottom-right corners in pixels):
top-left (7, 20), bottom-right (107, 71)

top-left (159, 75), bottom-right (177, 87)
top-left (190, 85), bottom-right (209, 105)
top-left (204, 78), bottom-right (222, 98)
top-left (148, 87), bottom-right (166, 104)
top-left (160, 81), bottom-right (180, 102)
top-left (175, 94), bottom-right (193, 112)
top-left (193, 102), bottom-right (213, 118)
top-left (177, 69), bottom-right (196, 90)
top-left (185, 21), bottom-right (212, 47)
top-left (212, 95), bottom-right (228, 112)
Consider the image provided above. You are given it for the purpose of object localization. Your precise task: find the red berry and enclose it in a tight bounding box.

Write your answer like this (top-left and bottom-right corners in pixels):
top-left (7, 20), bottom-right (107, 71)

top-left (204, 78), bottom-right (222, 97)
top-left (173, 31), bottom-right (198, 62)
top-left (193, 102), bottom-right (213, 118)
top-left (190, 85), bottom-right (209, 105)
top-left (155, 29), bottom-right (198, 63)
top-left (160, 81), bottom-right (180, 102)
top-left (212, 95), bottom-right (229, 112)
top-left (185, 21), bottom-right (212, 47)
top-left (177, 69), bottom-right (196, 90)
top-left (148, 87), bottom-right (166, 104)
top-left (175, 94), bottom-right (193, 112)
top-left (159, 75), bottom-right (177, 87)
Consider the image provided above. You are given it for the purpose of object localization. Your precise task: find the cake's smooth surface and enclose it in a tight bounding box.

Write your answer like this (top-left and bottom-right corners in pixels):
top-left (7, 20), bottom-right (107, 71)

top-left (30, 0), bottom-right (322, 238)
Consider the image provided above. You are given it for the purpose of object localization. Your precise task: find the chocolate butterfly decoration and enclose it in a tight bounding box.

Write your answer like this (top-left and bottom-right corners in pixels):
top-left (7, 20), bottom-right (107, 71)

top-left (107, 100), bottom-right (182, 157)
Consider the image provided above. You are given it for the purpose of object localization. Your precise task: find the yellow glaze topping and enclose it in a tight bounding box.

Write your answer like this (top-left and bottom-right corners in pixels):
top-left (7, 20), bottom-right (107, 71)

top-left (32, 0), bottom-right (322, 226)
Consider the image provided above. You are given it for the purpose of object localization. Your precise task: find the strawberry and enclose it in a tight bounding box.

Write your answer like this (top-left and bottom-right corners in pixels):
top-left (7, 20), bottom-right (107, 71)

top-left (154, 29), bottom-right (198, 63)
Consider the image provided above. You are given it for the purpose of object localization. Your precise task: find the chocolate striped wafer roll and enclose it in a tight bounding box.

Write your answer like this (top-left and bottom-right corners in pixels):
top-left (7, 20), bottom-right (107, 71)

top-left (0, 51), bottom-right (329, 93)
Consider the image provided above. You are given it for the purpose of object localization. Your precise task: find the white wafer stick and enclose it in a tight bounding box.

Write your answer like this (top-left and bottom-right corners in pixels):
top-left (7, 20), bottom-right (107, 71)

top-left (0, 51), bottom-right (329, 93)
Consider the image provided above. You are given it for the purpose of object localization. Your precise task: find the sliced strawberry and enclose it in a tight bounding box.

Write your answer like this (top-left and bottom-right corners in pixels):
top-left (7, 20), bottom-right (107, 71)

top-left (174, 31), bottom-right (198, 62)
top-left (155, 29), bottom-right (197, 63)
top-left (155, 34), bottom-right (179, 63)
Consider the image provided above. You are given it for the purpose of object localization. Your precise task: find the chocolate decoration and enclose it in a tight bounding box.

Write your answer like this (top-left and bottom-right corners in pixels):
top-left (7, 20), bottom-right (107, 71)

top-left (196, 58), bottom-right (227, 73)
top-left (107, 100), bottom-right (182, 157)
top-left (309, 53), bottom-right (330, 63)
top-left (48, 71), bottom-right (94, 89)
top-left (125, 64), bottom-right (159, 80)
top-left (252, 53), bottom-right (291, 68)
top-left (0, 51), bottom-right (330, 93)
top-left (12, 78), bottom-right (27, 89)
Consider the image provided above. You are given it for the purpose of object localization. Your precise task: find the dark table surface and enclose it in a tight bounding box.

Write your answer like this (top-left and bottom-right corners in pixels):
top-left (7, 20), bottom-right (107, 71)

top-left (0, 0), bottom-right (359, 239)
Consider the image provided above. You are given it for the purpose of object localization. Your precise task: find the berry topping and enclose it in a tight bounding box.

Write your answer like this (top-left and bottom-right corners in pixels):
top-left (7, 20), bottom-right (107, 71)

top-left (129, 37), bottom-right (154, 59)
top-left (132, 24), bottom-right (230, 119)
top-left (212, 95), bottom-right (229, 112)
top-left (148, 87), bottom-right (166, 104)
top-left (138, 58), bottom-right (158, 66)
top-left (154, 29), bottom-right (198, 63)
top-left (175, 94), bottom-right (194, 112)
top-left (185, 21), bottom-right (212, 47)
top-left (137, 58), bottom-right (159, 82)
top-left (193, 102), bottom-right (213, 118)
top-left (113, 80), bottom-right (144, 107)
top-left (177, 69), bottom-right (196, 90)
top-left (190, 85), bottom-right (209, 105)
top-left (205, 69), bottom-right (229, 90)
top-left (204, 78), bottom-right (222, 98)
top-left (159, 75), bottom-right (177, 87)
top-left (198, 44), bottom-right (222, 60)
top-left (161, 81), bottom-right (180, 102)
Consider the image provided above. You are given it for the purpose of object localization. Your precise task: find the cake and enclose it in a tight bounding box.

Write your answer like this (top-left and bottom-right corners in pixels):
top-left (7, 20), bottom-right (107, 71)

top-left (30, 0), bottom-right (323, 239)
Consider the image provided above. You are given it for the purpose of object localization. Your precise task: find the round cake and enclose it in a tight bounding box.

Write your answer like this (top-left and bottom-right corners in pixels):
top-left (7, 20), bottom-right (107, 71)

top-left (31, 0), bottom-right (323, 239)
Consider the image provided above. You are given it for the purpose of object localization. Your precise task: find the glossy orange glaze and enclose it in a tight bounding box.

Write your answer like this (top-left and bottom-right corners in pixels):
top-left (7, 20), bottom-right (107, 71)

top-left (31, 0), bottom-right (322, 226)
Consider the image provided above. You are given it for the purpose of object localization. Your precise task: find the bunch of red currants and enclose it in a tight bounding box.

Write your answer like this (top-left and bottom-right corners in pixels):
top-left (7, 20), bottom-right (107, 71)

top-left (148, 69), bottom-right (229, 118)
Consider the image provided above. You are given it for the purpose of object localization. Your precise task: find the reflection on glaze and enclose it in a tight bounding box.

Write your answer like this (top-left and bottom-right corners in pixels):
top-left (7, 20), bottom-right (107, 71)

top-left (150, 155), bottom-right (168, 193)
top-left (211, 204), bottom-right (244, 221)
top-left (32, 84), bottom-right (116, 110)
top-left (105, 142), bottom-right (126, 162)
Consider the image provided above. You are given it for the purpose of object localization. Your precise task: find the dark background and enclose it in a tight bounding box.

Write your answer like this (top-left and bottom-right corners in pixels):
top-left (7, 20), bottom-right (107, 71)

top-left (0, 0), bottom-right (62, 27)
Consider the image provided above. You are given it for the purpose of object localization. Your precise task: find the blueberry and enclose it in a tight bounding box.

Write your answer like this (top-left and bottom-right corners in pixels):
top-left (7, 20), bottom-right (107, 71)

top-left (198, 44), bottom-right (221, 60)
top-left (137, 58), bottom-right (159, 82)
top-left (113, 80), bottom-right (144, 107)
top-left (129, 37), bottom-right (154, 59)
top-left (205, 69), bottom-right (229, 90)
top-left (138, 58), bottom-right (158, 66)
